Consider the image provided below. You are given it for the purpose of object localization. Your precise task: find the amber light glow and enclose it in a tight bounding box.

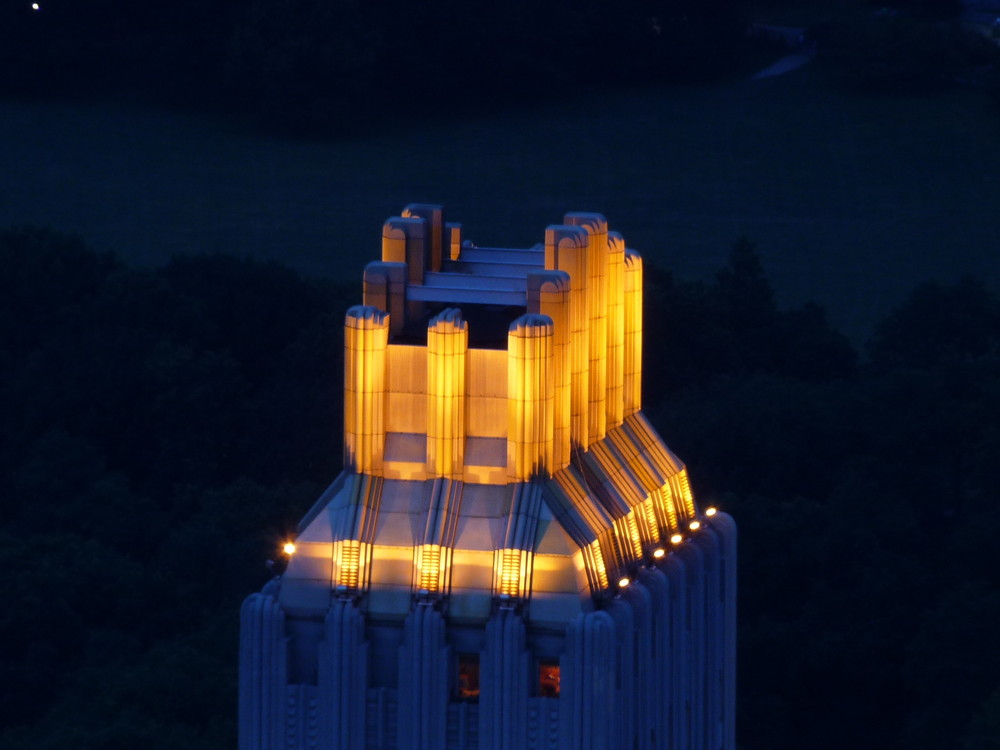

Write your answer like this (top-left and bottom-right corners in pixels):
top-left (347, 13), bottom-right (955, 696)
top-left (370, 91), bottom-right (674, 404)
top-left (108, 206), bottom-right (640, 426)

top-left (625, 510), bottom-right (644, 559)
top-left (427, 309), bottom-right (467, 478)
top-left (344, 307), bottom-right (389, 475)
top-left (496, 548), bottom-right (529, 598)
top-left (416, 544), bottom-right (444, 593)
top-left (333, 539), bottom-right (363, 589)
top-left (539, 661), bottom-right (561, 697)
top-left (670, 533), bottom-right (683, 545)
top-left (677, 469), bottom-right (697, 518)
top-left (618, 576), bottom-right (630, 588)
top-left (589, 540), bottom-right (610, 590)
top-left (689, 520), bottom-right (701, 532)
top-left (283, 542), bottom-right (297, 555)
top-left (507, 316), bottom-right (554, 480)
top-left (653, 548), bottom-right (666, 559)
top-left (457, 654), bottom-right (480, 701)
top-left (705, 506), bottom-right (718, 517)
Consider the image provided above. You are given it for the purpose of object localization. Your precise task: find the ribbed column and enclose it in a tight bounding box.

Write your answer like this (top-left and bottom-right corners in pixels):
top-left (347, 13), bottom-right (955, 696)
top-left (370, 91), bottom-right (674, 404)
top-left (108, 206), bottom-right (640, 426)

top-left (383, 215), bottom-right (428, 320)
top-left (623, 250), bottom-right (643, 416)
top-left (402, 203), bottom-right (445, 273)
top-left (363, 261), bottom-right (406, 337)
top-left (479, 608), bottom-right (529, 750)
top-left (317, 599), bottom-right (368, 750)
top-left (640, 496), bottom-right (662, 547)
top-left (344, 306), bottom-right (389, 475)
top-left (677, 541), bottom-right (707, 750)
top-left (693, 528), bottom-right (724, 750)
top-left (565, 213), bottom-right (609, 445)
top-left (382, 216), bottom-right (427, 284)
top-left (329, 473), bottom-right (383, 592)
top-left (527, 271), bottom-right (571, 472)
top-left (623, 583), bottom-right (657, 750)
top-left (713, 513), bottom-right (738, 750)
top-left (238, 593), bottom-right (287, 750)
top-left (426, 308), bottom-right (467, 479)
top-left (544, 225), bottom-right (590, 450)
top-left (494, 483), bottom-right (543, 600)
top-left (562, 611), bottom-right (620, 750)
top-left (654, 483), bottom-right (681, 536)
top-left (661, 553), bottom-right (691, 749)
top-left (685, 516), bottom-right (739, 750)
top-left (446, 222), bottom-right (463, 261)
top-left (638, 567), bottom-right (672, 750)
top-left (397, 603), bottom-right (450, 750)
top-left (583, 537), bottom-right (611, 593)
top-left (414, 478), bottom-right (463, 596)
top-left (669, 468), bottom-right (698, 523)
top-left (605, 232), bottom-right (626, 428)
top-left (507, 314), bottom-right (554, 481)
top-left (606, 597), bottom-right (637, 749)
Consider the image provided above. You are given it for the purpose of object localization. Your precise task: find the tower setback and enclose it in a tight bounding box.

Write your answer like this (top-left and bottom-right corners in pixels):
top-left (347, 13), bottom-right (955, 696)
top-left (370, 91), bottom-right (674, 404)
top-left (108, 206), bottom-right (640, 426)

top-left (239, 206), bottom-right (736, 750)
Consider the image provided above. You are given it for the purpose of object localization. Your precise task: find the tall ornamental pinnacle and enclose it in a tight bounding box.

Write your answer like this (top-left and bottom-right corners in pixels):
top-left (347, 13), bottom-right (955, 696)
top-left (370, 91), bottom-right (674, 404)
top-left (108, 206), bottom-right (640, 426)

top-left (239, 205), bottom-right (737, 750)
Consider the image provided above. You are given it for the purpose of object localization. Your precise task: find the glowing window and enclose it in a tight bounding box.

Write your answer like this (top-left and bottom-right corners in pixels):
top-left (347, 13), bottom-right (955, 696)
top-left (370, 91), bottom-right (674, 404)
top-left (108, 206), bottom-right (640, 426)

top-left (416, 544), bottom-right (442, 593)
top-left (334, 539), bottom-right (362, 589)
top-left (538, 660), bottom-right (560, 697)
top-left (497, 548), bottom-right (522, 597)
top-left (456, 654), bottom-right (480, 702)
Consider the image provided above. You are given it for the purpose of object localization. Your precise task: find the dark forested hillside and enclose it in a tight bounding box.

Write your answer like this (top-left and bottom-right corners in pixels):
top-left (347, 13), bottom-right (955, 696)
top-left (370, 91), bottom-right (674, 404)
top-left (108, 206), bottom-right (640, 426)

top-left (0, 227), bottom-right (354, 749)
top-left (1, 227), bottom-right (998, 749)
top-left (0, 0), bottom-right (759, 129)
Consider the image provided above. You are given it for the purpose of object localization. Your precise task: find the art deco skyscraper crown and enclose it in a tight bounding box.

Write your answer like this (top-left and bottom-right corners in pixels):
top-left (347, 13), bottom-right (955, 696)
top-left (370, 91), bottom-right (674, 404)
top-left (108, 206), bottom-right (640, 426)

top-left (239, 205), bottom-right (736, 750)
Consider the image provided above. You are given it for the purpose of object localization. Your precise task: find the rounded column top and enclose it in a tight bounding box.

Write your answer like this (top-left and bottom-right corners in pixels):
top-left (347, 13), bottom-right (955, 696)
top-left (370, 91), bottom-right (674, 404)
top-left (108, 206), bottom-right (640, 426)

top-left (345, 305), bottom-right (390, 328)
top-left (509, 313), bottom-right (554, 337)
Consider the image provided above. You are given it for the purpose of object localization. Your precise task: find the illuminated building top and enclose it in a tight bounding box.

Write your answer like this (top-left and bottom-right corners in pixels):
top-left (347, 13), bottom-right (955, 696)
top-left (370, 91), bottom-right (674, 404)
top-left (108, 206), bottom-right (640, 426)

top-left (281, 205), bottom-right (709, 626)
top-left (240, 205), bottom-right (736, 750)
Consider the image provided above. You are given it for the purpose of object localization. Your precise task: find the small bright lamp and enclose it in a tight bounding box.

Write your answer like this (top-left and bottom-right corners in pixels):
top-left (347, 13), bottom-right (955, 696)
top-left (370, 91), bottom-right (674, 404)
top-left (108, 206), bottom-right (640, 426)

top-left (283, 542), bottom-right (297, 555)
top-left (689, 520), bottom-right (701, 531)
top-left (670, 533), bottom-right (683, 545)
top-left (653, 548), bottom-right (666, 559)
top-left (705, 507), bottom-right (718, 517)
top-left (618, 577), bottom-right (630, 588)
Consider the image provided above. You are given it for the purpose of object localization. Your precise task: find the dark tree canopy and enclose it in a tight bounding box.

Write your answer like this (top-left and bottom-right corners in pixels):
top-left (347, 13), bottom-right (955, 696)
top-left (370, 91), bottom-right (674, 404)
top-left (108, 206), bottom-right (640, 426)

top-left (0, 228), bottom-right (353, 747)
top-left (0, 0), bottom-right (762, 128)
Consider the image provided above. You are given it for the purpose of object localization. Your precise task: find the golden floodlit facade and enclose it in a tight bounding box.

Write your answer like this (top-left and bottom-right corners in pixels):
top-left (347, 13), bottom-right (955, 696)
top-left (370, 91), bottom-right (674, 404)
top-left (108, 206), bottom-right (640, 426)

top-left (239, 206), bottom-right (737, 750)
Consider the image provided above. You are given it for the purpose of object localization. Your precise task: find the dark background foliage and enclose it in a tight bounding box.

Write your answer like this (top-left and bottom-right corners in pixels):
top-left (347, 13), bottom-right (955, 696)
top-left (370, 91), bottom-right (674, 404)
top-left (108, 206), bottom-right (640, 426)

top-left (4, 0), bottom-right (748, 126)
top-left (0, 228), bottom-right (353, 748)
top-left (5, 0), bottom-right (996, 140)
